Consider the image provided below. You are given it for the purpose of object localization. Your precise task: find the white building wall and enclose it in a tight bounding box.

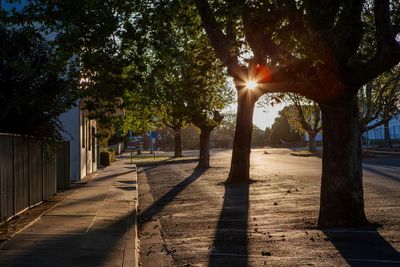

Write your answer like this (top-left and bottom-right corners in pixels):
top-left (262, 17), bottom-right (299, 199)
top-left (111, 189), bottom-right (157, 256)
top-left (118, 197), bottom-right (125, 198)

top-left (59, 105), bottom-right (80, 181)
top-left (79, 114), bottom-right (97, 179)
top-left (60, 103), bottom-right (97, 181)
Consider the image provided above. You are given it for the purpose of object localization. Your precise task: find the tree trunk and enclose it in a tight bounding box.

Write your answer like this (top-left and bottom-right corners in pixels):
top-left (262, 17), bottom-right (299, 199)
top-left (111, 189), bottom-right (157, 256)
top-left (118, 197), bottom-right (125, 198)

top-left (226, 89), bottom-right (256, 183)
top-left (197, 127), bottom-right (212, 169)
top-left (308, 132), bottom-right (317, 152)
top-left (174, 127), bottom-right (182, 157)
top-left (384, 121), bottom-right (392, 148)
top-left (318, 96), bottom-right (368, 227)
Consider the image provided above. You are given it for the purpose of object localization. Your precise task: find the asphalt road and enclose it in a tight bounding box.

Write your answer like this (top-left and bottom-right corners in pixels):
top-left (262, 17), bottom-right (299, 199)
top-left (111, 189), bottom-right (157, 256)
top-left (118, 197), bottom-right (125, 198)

top-left (216, 147), bottom-right (400, 182)
top-left (139, 148), bottom-right (400, 266)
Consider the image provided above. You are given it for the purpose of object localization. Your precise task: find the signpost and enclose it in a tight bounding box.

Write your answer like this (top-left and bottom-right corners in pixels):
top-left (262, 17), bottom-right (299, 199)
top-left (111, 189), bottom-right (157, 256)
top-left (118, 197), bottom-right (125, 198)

top-left (151, 131), bottom-right (157, 159)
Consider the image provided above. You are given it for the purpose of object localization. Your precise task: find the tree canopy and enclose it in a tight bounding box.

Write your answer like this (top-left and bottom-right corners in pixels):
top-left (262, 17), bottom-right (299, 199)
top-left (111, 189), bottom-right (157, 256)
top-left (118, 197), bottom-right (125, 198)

top-left (0, 25), bottom-right (79, 138)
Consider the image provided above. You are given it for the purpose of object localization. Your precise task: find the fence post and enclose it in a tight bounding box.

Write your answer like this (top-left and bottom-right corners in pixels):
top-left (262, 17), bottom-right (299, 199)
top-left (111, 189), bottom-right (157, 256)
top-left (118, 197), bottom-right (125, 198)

top-left (12, 135), bottom-right (15, 217)
top-left (27, 137), bottom-right (30, 207)
top-left (42, 141), bottom-right (44, 201)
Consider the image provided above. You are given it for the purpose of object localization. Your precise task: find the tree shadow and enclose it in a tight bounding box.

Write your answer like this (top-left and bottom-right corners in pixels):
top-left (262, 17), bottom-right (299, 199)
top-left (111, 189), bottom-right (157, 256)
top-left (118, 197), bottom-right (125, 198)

top-left (0, 161), bottom-right (139, 266)
top-left (323, 226), bottom-right (400, 266)
top-left (138, 168), bottom-right (206, 225)
top-left (136, 159), bottom-right (195, 174)
top-left (363, 165), bottom-right (400, 183)
top-left (209, 183), bottom-right (249, 267)
top-left (0, 206), bottom-right (137, 267)
top-left (89, 169), bottom-right (134, 183)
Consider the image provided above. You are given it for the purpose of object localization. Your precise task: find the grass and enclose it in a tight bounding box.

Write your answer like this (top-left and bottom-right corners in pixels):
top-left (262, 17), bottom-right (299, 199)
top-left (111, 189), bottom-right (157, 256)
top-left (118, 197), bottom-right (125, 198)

top-left (126, 155), bottom-right (198, 167)
top-left (290, 150), bottom-right (321, 157)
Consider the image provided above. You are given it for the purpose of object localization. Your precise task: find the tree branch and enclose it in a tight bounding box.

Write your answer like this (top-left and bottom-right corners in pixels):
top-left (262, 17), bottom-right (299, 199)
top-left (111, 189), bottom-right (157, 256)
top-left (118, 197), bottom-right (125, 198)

top-left (194, 0), bottom-right (242, 78)
top-left (350, 0), bottom-right (400, 87)
top-left (363, 117), bottom-right (389, 132)
top-left (332, 0), bottom-right (364, 64)
top-left (240, 3), bottom-right (294, 64)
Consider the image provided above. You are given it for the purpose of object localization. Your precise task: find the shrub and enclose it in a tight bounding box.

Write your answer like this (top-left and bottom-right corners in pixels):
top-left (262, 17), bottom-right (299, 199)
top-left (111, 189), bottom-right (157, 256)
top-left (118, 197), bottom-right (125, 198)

top-left (100, 151), bottom-right (111, 166)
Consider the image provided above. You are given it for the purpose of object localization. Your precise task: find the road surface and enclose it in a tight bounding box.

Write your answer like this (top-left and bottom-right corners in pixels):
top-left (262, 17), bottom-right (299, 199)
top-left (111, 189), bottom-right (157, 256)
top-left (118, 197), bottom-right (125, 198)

top-left (138, 148), bottom-right (400, 266)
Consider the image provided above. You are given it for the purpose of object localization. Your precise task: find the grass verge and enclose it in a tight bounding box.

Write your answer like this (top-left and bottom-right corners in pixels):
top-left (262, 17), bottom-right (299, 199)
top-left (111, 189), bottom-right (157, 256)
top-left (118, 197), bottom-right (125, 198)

top-left (126, 156), bottom-right (199, 167)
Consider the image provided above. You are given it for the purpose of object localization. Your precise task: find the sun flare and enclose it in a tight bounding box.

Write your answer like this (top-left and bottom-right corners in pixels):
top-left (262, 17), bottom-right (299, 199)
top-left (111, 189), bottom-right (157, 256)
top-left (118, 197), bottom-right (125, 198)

top-left (246, 80), bottom-right (257, 90)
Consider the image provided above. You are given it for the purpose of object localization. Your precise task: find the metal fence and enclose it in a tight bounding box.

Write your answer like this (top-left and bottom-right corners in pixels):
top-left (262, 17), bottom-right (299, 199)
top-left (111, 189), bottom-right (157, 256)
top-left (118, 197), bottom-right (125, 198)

top-left (0, 133), bottom-right (70, 221)
top-left (363, 125), bottom-right (400, 147)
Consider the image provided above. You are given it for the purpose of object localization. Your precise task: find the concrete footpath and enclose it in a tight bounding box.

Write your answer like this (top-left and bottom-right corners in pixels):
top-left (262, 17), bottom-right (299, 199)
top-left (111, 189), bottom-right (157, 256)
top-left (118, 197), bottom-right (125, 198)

top-left (0, 154), bottom-right (138, 267)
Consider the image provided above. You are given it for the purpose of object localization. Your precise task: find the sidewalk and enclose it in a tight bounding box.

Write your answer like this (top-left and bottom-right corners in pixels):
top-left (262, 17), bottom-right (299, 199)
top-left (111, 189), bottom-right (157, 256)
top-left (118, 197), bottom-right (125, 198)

top-left (0, 154), bottom-right (138, 267)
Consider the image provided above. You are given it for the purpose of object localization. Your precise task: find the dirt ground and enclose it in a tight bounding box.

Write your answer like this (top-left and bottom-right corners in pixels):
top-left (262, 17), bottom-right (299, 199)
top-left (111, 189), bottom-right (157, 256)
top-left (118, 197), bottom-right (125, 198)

top-left (138, 149), bottom-right (400, 266)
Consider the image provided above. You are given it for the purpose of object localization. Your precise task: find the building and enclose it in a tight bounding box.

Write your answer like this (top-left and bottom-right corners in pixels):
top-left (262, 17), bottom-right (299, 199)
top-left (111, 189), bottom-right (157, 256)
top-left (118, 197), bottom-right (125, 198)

top-left (363, 115), bottom-right (400, 146)
top-left (59, 102), bottom-right (97, 181)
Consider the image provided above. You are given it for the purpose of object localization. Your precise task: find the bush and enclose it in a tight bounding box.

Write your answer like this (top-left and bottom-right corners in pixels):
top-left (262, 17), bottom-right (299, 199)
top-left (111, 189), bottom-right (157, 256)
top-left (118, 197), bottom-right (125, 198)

top-left (100, 151), bottom-right (111, 166)
top-left (108, 148), bottom-right (116, 162)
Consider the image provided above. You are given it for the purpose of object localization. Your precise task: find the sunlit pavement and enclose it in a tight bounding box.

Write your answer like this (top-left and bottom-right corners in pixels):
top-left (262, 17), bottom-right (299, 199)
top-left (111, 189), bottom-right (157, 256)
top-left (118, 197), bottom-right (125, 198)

top-left (139, 148), bottom-right (400, 266)
top-left (0, 154), bottom-right (138, 267)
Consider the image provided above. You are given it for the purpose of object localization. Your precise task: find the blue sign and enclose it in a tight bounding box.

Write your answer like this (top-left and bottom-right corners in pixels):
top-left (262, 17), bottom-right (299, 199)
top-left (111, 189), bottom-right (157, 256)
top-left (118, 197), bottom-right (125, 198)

top-left (151, 131), bottom-right (157, 139)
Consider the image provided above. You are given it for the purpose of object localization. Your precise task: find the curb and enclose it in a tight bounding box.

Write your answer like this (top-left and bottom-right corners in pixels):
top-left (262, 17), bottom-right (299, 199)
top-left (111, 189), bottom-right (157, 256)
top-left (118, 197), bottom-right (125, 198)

top-left (133, 165), bottom-right (139, 267)
top-left (364, 149), bottom-right (400, 156)
top-left (136, 167), bottom-right (174, 266)
top-left (122, 164), bottom-right (139, 267)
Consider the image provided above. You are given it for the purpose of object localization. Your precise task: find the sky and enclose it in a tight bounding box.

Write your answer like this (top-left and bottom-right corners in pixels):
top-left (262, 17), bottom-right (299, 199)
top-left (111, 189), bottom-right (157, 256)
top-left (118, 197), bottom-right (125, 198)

top-left (225, 77), bottom-right (286, 129)
top-left (253, 102), bottom-right (285, 129)
top-left (225, 100), bottom-right (285, 130)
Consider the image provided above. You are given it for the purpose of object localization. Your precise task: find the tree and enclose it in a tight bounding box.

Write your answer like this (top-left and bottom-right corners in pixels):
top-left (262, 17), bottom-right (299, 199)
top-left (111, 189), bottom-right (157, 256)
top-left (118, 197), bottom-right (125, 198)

top-left (211, 111), bottom-right (237, 148)
top-left (269, 107), bottom-right (302, 146)
top-left (195, 0), bottom-right (400, 226)
top-left (191, 111), bottom-right (224, 168)
top-left (264, 127), bottom-right (272, 146)
top-left (251, 126), bottom-right (265, 147)
top-left (11, 0), bottom-right (134, 118)
top-left (0, 25), bottom-right (79, 138)
top-left (123, 1), bottom-right (233, 161)
top-left (284, 95), bottom-right (322, 152)
top-left (359, 67), bottom-right (400, 147)
top-left (116, 91), bottom-right (159, 136)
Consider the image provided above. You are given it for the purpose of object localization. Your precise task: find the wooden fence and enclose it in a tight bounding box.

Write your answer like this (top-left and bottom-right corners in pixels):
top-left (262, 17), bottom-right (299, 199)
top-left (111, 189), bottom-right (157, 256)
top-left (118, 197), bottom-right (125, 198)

top-left (0, 133), bottom-right (70, 221)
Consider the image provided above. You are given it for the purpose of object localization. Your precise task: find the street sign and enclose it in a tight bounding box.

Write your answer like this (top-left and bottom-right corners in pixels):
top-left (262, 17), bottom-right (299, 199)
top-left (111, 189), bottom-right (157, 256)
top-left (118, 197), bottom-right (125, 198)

top-left (151, 131), bottom-right (157, 138)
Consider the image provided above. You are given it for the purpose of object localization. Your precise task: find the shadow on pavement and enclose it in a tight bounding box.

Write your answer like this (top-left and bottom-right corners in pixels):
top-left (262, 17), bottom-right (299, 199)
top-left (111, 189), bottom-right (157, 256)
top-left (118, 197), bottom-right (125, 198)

top-left (0, 207), bottom-right (136, 267)
top-left (209, 183), bottom-right (249, 267)
top-left (138, 168), bottom-right (206, 225)
top-left (0, 164), bottom-right (138, 266)
top-left (136, 159), bottom-right (197, 174)
top-left (90, 169), bottom-right (134, 183)
top-left (324, 226), bottom-right (400, 266)
top-left (363, 165), bottom-right (400, 183)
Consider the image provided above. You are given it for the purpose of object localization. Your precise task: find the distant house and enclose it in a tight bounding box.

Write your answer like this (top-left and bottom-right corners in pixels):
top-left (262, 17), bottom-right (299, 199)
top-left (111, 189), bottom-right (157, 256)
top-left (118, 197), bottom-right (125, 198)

top-left (363, 115), bottom-right (400, 145)
top-left (59, 101), bottom-right (97, 181)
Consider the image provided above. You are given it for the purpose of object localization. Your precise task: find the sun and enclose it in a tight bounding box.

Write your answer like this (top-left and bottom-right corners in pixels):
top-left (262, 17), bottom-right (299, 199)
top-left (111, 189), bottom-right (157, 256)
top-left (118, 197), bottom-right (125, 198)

top-left (246, 80), bottom-right (257, 90)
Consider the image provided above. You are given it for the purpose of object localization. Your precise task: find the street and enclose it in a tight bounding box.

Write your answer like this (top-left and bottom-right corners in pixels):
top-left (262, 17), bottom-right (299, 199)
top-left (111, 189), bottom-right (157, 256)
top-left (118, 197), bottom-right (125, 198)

top-left (139, 148), bottom-right (400, 266)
